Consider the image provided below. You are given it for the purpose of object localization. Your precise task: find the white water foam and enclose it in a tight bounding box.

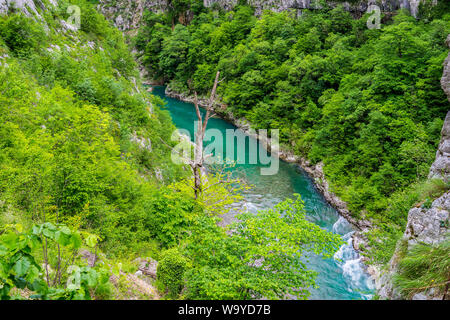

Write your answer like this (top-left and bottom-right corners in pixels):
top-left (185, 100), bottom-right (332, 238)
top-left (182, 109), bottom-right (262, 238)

top-left (332, 216), bottom-right (351, 235)
top-left (342, 258), bottom-right (364, 284)
top-left (332, 218), bottom-right (375, 298)
top-left (244, 201), bottom-right (258, 213)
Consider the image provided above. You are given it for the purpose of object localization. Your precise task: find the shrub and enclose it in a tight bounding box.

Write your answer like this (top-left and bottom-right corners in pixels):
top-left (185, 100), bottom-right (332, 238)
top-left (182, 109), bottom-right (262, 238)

top-left (156, 248), bottom-right (189, 298)
top-left (0, 13), bottom-right (45, 56)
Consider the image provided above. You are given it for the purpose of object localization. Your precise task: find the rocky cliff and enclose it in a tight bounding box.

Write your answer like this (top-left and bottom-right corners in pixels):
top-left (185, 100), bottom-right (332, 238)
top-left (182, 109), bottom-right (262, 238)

top-left (377, 35), bottom-right (450, 301)
top-left (99, 0), bottom-right (431, 31)
top-left (0, 0), bottom-right (58, 17)
top-left (430, 35), bottom-right (450, 180)
top-left (99, 0), bottom-right (164, 31)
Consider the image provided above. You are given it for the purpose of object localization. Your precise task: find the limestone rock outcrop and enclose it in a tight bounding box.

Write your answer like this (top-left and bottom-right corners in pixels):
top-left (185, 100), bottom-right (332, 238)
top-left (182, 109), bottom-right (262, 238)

top-left (429, 111), bottom-right (450, 180)
top-left (377, 191), bottom-right (449, 300)
top-left (99, 0), bottom-right (166, 31)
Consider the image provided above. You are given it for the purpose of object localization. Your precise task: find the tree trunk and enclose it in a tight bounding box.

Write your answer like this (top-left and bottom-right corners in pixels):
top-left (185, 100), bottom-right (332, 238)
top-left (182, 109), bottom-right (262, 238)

top-left (190, 71), bottom-right (221, 199)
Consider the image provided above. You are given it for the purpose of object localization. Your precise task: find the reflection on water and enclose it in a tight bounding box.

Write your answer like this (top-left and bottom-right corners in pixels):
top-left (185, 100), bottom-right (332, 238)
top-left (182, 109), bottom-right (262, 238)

top-left (152, 86), bottom-right (375, 300)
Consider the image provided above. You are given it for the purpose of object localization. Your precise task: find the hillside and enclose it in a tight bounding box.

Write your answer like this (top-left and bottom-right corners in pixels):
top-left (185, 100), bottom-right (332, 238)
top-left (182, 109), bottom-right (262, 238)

top-left (0, 0), bottom-right (448, 301)
top-left (0, 0), bottom-right (345, 300)
top-left (99, 0), bottom-right (439, 31)
top-left (0, 0), bottom-right (194, 299)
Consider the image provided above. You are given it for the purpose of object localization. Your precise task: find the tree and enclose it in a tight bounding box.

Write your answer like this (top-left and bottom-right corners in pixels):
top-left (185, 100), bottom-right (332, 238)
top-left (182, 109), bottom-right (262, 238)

top-left (190, 71), bottom-right (222, 199)
top-left (167, 0), bottom-right (191, 29)
top-left (159, 24), bottom-right (190, 80)
top-left (183, 196), bottom-right (343, 299)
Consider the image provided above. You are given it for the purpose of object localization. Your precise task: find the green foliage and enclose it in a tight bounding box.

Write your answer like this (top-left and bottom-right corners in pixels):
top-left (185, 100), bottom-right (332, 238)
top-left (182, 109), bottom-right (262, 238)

top-left (393, 239), bottom-right (450, 299)
top-left (0, 13), bottom-right (45, 56)
top-left (156, 248), bottom-right (189, 298)
top-left (0, 224), bottom-right (44, 300)
top-left (101, 186), bottom-right (201, 251)
top-left (1, 0), bottom-right (448, 301)
top-left (183, 196), bottom-right (343, 300)
top-left (0, 0), bottom-right (187, 260)
top-left (168, 162), bottom-right (250, 217)
top-left (0, 223), bottom-right (108, 300)
top-left (136, 6), bottom-right (450, 261)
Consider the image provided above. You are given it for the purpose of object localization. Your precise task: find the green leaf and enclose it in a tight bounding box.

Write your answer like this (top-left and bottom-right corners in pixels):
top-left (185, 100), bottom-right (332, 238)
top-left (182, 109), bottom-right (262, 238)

top-left (55, 231), bottom-right (70, 246)
top-left (70, 233), bottom-right (82, 249)
top-left (85, 235), bottom-right (98, 248)
top-left (0, 245), bottom-right (7, 256)
top-left (13, 257), bottom-right (31, 277)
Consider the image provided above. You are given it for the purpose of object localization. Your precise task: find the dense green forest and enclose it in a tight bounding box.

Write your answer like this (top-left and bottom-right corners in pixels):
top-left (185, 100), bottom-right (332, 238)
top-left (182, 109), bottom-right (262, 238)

top-left (0, 0), bottom-right (344, 300)
top-left (135, 2), bottom-right (450, 264)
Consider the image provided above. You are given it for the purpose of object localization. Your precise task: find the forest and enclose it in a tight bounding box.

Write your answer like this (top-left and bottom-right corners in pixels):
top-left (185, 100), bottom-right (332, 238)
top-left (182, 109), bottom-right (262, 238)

top-left (0, 0), bottom-right (344, 300)
top-left (135, 0), bottom-right (450, 264)
top-left (0, 0), bottom-right (449, 301)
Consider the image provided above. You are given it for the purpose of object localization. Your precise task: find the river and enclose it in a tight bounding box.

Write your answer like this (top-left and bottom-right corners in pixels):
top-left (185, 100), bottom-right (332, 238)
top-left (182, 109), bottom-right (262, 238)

top-left (152, 86), bottom-right (375, 300)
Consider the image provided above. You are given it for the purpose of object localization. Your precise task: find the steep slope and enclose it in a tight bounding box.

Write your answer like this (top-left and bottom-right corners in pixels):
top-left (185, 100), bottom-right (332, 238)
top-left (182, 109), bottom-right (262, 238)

top-left (0, 0), bottom-right (188, 253)
top-left (1, 0), bottom-right (183, 179)
top-left (377, 36), bottom-right (450, 300)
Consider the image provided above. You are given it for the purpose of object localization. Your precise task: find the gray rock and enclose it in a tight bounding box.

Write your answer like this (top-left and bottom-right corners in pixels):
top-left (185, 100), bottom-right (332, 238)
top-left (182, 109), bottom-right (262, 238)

top-left (133, 257), bottom-right (159, 279)
top-left (411, 292), bottom-right (428, 300)
top-left (441, 35), bottom-right (450, 103)
top-left (80, 249), bottom-right (98, 267)
top-left (405, 192), bottom-right (449, 246)
top-left (429, 112), bottom-right (450, 180)
top-left (0, 0), bottom-right (40, 17)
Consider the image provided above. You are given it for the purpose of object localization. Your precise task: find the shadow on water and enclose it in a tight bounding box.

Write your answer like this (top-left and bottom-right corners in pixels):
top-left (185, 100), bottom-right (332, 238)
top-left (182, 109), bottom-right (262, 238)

top-left (152, 86), bottom-right (375, 300)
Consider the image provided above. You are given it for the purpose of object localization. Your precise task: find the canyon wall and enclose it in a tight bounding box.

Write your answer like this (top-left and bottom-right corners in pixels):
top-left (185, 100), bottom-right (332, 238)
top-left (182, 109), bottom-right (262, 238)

top-left (98, 0), bottom-right (432, 31)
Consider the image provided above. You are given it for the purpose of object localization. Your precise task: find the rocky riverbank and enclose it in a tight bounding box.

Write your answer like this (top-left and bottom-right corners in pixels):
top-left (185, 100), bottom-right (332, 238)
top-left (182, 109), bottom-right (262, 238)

top-left (162, 34), bottom-right (450, 291)
top-left (164, 85), bottom-right (376, 257)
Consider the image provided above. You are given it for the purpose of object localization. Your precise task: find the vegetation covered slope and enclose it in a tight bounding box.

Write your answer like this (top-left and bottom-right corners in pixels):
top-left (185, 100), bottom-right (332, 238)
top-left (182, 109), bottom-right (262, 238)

top-left (134, 2), bottom-right (450, 264)
top-left (0, 0), bottom-right (189, 253)
top-left (0, 0), bottom-right (343, 300)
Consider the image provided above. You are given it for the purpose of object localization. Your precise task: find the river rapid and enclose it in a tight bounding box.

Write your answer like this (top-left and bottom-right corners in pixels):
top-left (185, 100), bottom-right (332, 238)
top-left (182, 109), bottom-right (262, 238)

top-left (152, 86), bottom-right (375, 300)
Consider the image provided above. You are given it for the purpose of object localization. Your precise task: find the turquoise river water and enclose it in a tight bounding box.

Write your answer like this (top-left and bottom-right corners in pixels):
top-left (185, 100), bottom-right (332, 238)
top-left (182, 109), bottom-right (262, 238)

top-left (152, 86), bottom-right (375, 300)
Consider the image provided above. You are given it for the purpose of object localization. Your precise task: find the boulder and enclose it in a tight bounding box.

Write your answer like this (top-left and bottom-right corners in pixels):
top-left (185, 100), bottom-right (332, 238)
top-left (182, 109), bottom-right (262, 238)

top-left (133, 257), bottom-right (159, 279)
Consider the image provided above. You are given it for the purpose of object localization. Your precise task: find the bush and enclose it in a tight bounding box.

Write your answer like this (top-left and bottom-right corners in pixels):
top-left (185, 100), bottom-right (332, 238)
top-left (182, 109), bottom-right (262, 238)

top-left (0, 13), bottom-right (45, 56)
top-left (156, 248), bottom-right (189, 298)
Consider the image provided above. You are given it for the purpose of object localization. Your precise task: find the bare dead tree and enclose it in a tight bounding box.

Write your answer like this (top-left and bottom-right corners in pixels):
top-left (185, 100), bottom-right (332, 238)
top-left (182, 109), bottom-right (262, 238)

top-left (159, 71), bottom-right (223, 199)
top-left (191, 71), bottom-right (221, 199)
